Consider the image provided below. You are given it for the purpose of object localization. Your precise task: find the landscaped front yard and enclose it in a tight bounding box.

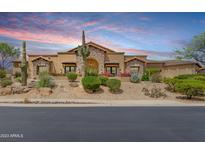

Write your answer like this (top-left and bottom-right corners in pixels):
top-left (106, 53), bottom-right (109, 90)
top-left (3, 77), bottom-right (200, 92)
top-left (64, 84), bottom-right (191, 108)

top-left (0, 76), bottom-right (204, 103)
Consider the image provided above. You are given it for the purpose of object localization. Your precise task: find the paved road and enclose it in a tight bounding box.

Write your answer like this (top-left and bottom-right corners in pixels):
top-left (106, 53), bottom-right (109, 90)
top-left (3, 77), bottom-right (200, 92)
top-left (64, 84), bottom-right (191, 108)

top-left (0, 107), bottom-right (205, 141)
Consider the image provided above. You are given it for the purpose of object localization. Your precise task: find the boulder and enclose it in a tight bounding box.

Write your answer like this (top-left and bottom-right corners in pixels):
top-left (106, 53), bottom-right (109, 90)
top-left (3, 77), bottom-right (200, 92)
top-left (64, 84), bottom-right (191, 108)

top-left (27, 88), bottom-right (40, 96)
top-left (12, 82), bottom-right (21, 87)
top-left (39, 87), bottom-right (52, 96)
top-left (12, 86), bottom-right (24, 94)
top-left (22, 87), bottom-right (31, 93)
top-left (0, 86), bottom-right (12, 96)
top-left (28, 80), bottom-right (37, 88)
top-left (11, 82), bottom-right (31, 94)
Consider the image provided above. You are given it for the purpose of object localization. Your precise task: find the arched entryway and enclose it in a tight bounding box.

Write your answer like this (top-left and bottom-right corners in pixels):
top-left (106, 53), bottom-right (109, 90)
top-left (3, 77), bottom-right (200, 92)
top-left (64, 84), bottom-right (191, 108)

top-left (87, 58), bottom-right (99, 72)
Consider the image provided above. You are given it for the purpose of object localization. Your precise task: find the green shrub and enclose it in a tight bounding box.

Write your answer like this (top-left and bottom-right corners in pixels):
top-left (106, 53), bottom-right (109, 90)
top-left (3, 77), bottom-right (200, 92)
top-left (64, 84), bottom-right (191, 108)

top-left (174, 74), bottom-right (195, 79)
top-left (106, 78), bottom-right (121, 93)
top-left (130, 73), bottom-right (140, 83)
top-left (151, 74), bottom-right (162, 83)
top-left (147, 68), bottom-right (161, 76)
top-left (175, 80), bottom-right (205, 99)
top-left (15, 77), bottom-right (22, 83)
top-left (14, 72), bottom-right (21, 78)
top-left (85, 67), bottom-right (98, 76)
top-left (193, 76), bottom-right (205, 81)
top-left (36, 71), bottom-right (55, 88)
top-left (0, 78), bottom-right (12, 87)
top-left (98, 76), bottom-right (108, 86)
top-left (141, 72), bottom-right (149, 81)
top-left (141, 68), bottom-right (161, 81)
top-left (82, 76), bottom-right (101, 93)
top-left (163, 78), bottom-right (179, 92)
top-left (0, 69), bottom-right (6, 79)
top-left (66, 72), bottom-right (77, 82)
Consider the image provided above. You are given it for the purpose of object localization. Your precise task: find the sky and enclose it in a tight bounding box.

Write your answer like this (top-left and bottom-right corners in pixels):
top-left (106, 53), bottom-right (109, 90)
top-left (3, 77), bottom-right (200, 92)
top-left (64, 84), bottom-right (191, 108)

top-left (0, 12), bottom-right (205, 60)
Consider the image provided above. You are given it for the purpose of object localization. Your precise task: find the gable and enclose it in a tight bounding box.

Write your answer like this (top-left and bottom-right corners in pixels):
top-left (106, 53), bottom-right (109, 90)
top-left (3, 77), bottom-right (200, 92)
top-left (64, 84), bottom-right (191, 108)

top-left (31, 56), bottom-right (51, 62)
top-left (125, 57), bottom-right (146, 63)
top-left (65, 41), bottom-right (124, 54)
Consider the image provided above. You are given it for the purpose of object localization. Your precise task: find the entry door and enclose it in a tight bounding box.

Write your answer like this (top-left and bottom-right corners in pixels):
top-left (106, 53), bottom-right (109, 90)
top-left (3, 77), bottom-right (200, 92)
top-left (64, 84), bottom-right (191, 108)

top-left (37, 66), bottom-right (49, 74)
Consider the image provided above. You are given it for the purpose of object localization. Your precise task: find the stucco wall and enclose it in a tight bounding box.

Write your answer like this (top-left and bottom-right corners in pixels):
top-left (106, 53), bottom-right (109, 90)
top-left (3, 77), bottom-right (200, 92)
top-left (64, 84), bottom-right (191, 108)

top-left (28, 54), bottom-right (77, 77)
top-left (57, 54), bottom-right (76, 74)
top-left (106, 53), bottom-right (125, 73)
top-left (160, 64), bottom-right (198, 78)
top-left (147, 63), bottom-right (164, 68)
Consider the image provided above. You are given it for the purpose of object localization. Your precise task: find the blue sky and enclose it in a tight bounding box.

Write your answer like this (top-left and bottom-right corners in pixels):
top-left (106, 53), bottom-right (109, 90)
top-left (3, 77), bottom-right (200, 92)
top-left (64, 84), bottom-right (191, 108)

top-left (0, 12), bottom-right (205, 60)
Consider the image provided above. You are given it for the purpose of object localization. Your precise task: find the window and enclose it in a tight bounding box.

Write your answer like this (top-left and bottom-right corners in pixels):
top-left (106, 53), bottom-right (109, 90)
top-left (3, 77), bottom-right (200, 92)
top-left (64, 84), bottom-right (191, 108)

top-left (106, 66), bottom-right (117, 76)
top-left (64, 66), bottom-right (76, 73)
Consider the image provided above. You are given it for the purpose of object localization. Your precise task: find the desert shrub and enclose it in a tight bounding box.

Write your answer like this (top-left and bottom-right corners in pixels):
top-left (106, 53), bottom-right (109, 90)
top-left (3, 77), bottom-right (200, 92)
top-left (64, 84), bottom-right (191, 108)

top-left (36, 71), bottom-right (55, 88)
top-left (141, 72), bottom-right (149, 81)
top-left (147, 68), bottom-right (161, 76)
top-left (85, 67), bottom-right (98, 76)
top-left (98, 76), bottom-right (108, 86)
top-left (82, 76), bottom-right (101, 93)
top-left (15, 77), bottom-right (22, 83)
top-left (150, 87), bottom-right (167, 98)
top-left (0, 78), bottom-right (12, 87)
top-left (142, 86), bottom-right (167, 98)
top-left (14, 72), bottom-right (21, 78)
top-left (0, 69), bottom-right (6, 79)
top-left (164, 78), bottom-right (180, 92)
top-left (151, 74), bottom-right (162, 83)
top-left (141, 68), bottom-right (161, 81)
top-left (175, 80), bottom-right (205, 99)
top-left (106, 78), bottom-right (121, 93)
top-left (193, 76), bottom-right (205, 81)
top-left (66, 72), bottom-right (78, 82)
top-left (130, 73), bottom-right (140, 83)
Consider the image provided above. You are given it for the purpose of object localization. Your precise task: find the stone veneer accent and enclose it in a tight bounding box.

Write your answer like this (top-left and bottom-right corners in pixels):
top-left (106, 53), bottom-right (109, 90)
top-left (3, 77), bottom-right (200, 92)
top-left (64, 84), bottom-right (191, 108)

top-left (32, 58), bottom-right (50, 77)
top-left (125, 59), bottom-right (145, 78)
top-left (76, 46), bottom-right (105, 74)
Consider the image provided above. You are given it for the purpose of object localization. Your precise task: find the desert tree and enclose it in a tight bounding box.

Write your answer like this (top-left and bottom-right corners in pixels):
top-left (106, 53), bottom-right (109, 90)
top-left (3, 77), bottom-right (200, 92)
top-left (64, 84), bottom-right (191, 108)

top-left (0, 42), bottom-right (20, 70)
top-left (175, 32), bottom-right (205, 65)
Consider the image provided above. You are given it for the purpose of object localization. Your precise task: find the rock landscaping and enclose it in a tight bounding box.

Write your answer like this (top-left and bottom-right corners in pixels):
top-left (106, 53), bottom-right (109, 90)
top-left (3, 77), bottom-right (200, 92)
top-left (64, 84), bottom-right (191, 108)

top-left (0, 68), bottom-right (205, 104)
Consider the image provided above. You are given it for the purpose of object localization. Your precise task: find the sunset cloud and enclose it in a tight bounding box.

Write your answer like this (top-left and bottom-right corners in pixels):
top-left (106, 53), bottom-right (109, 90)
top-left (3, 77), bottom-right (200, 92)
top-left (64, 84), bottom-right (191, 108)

top-left (0, 27), bottom-right (79, 45)
top-left (0, 12), bottom-right (204, 60)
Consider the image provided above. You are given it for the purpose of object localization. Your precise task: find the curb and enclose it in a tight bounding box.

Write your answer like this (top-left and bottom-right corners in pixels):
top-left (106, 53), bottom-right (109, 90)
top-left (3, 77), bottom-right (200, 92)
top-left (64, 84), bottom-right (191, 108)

top-left (0, 99), bottom-right (205, 107)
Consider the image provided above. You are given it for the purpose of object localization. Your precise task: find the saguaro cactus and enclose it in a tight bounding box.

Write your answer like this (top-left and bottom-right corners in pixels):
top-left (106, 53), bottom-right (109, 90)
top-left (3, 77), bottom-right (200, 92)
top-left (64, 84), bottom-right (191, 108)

top-left (21, 41), bottom-right (27, 86)
top-left (77, 30), bottom-right (90, 77)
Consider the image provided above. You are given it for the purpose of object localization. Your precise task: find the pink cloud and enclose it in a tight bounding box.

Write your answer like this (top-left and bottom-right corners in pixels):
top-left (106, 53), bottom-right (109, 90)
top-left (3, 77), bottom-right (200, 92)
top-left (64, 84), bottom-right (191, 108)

top-left (83, 20), bottom-right (99, 27)
top-left (121, 48), bottom-right (174, 58)
top-left (8, 18), bottom-right (18, 22)
top-left (0, 27), bottom-right (80, 45)
top-left (123, 48), bottom-right (150, 55)
top-left (89, 24), bottom-right (146, 34)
